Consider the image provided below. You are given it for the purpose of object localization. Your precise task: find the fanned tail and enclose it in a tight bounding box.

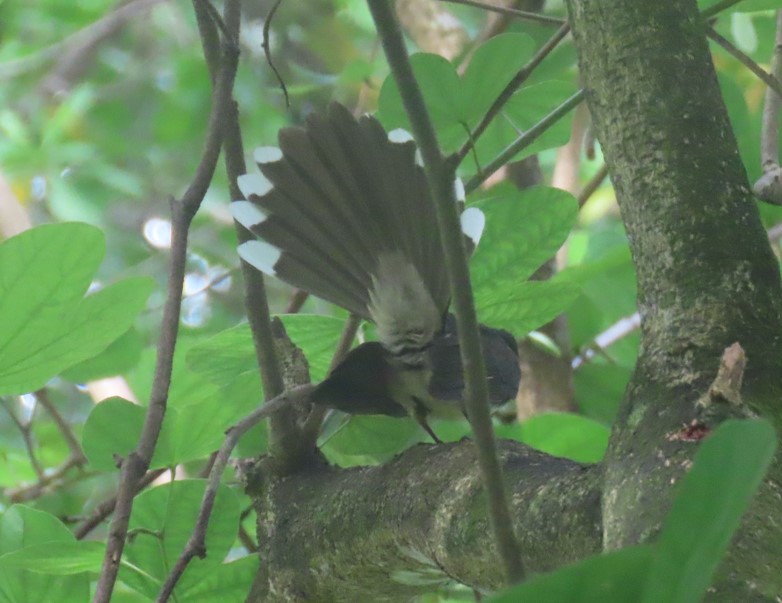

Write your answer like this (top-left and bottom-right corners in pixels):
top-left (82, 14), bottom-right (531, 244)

top-left (231, 102), bottom-right (484, 327)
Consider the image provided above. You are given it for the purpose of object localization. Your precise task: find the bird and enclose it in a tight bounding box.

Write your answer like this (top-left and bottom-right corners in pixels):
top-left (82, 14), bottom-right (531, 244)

top-left (231, 102), bottom-right (520, 442)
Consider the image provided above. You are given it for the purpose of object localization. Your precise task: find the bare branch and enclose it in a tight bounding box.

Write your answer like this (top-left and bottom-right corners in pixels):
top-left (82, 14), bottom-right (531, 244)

top-left (1, 398), bottom-right (45, 480)
top-left (92, 0), bottom-right (240, 598)
top-left (367, 0), bottom-right (524, 584)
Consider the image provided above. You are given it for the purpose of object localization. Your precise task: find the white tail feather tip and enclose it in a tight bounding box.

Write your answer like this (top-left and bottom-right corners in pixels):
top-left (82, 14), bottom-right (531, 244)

top-left (388, 128), bottom-right (414, 144)
top-left (231, 200), bottom-right (268, 230)
top-left (253, 146), bottom-right (283, 165)
top-left (237, 240), bottom-right (282, 275)
top-left (237, 173), bottom-right (273, 199)
top-left (460, 207), bottom-right (485, 246)
top-left (453, 177), bottom-right (465, 202)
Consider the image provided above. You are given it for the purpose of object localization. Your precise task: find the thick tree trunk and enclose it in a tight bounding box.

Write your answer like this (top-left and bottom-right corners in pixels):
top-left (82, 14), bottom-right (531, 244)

top-left (245, 1), bottom-right (782, 600)
top-left (567, 0), bottom-right (782, 599)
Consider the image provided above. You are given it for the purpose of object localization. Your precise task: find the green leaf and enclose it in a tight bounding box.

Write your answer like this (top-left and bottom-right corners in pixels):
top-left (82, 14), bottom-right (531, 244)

top-left (378, 34), bottom-right (538, 154)
top-left (0, 505), bottom-right (89, 602)
top-left (496, 413), bottom-right (610, 464)
top-left (178, 555), bottom-right (259, 602)
top-left (0, 223), bottom-right (153, 395)
top-left (61, 328), bottom-right (144, 383)
top-left (323, 415), bottom-right (420, 460)
top-left (118, 480), bottom-right (240, 599)
top-left (475, 279), bottom-right (580, 337)
top-left (641, 419), bottom-right (777, 603)
top-left (188, 314), bottom-right (348, 390)
top-left (488, 545), bottom-right (653, 602)
top-left (460, 33), bottom-right (536, 119)
top-left (471, 80), bottom-right (577, 168)
top-left (82, 397), bottom-right (147, 472)
top-left (82, 395), bottom-right (239, 470)
top-left (0, 541), bottom-right (104, 575)
top-left (471, 185), bottom-right (578, 288)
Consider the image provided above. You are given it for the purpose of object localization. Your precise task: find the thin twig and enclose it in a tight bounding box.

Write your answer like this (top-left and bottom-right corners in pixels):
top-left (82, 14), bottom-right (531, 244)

top-left (262, 0), bottom-right (290, 108)
top-left (1, 398), bottom-right (45, 480)
top-left (285, 288), bottom-right (310, 313)
top-left (367, 0), bottom-right (524, 585)
top-left (300, 314), bottom-right (362, 445)
top-left (35, 388), bottom-right (86, 461)
top-left (155, 384), bottom-right (315, 602)
top-left (7, 456), bottom-right (92, 503)
top-left (74, 469), bottom-right (167, 539)
top-left (440, 0), bottom-right (565, 26)
top-left (577, 163), bottom-right (609, 208)
top-left (753, 10), bottom-right (782, 205)
top-left (706, 27), bottom-right (782, 98)
top-left (92, 2), bottom-right (240, 599)
top-left (465, 89), bottom-right (584, 194)
top-left (453, 22), bottom-right (571, 166)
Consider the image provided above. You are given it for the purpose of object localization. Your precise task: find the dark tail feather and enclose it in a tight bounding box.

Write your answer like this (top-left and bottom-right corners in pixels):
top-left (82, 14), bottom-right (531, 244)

top-left (231, 102), bottom-right (484, 320)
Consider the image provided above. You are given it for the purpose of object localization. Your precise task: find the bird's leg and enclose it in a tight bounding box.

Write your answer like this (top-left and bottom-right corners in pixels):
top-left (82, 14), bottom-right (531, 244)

top-left (413, 397), bottom-right (442, 444)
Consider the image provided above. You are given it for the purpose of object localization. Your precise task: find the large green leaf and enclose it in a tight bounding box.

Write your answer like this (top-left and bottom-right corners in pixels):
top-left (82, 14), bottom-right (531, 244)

top-left (0, 506), bottom-right (89, 603)
top-left (179, 555), bottom-right (259, 602)
top-left (475, 279), bottom-right (580, 337)
top-left (82, 394), bottom-right (247, 470)
top-left (187, 314), bottom-right (348, 389)
top-left (118, 480), bottom-right (240, 600)
top-left (470, 80), bottom-right (577, 170)
top-left (641, 420), bottom-right (777, 603)
top-left (471, 185), bottom-right (578, 289)
top-left (0, 541), bottom-right (104, 575)
top-left (488, 545), bottom-right (653, 602)
top-left (323, 415), bottom-right (421, 461)
top-left (0, 223), bottom-right (153, 395)
top-left (496, 412), bottom-right (610, 464)
top-left (61, 328), bottom-right (144, 383)
top-left (378, 34), bottom-right (540, 154)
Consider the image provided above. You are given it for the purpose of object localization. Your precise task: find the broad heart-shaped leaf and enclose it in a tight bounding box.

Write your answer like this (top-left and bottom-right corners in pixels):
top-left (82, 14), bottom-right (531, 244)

top-left (496, 412), bottom-right (610, 464)
top-left (0, 222), bottom-right (153, 395)
top-left (641, 419), bottom-right (777, 603)
top-left (378, 33), bottom-right (535, 154)
top-left (0, 505), bottom-right (89, 602)
top-left (470, 185), bottom-right (578, 289)
top-left (118, 480), bottom-right (240, 600)
top-left (487, 545), bottom-right (653, 603)
top-left (475, 279), bottom-right (580, 337)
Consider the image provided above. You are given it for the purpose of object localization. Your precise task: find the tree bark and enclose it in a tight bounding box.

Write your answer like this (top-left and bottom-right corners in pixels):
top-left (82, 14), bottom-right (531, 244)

top-left (567, 0), bottom-right (782, 599)
top-left (244, 0), bottom-right (782, 600)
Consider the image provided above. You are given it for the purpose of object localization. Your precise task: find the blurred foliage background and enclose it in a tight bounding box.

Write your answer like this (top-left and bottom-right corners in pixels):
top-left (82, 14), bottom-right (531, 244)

top-left (0, 0), bottom-right (781, 600)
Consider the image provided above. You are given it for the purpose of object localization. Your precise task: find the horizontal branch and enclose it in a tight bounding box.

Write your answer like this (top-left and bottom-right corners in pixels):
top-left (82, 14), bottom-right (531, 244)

top-left (248, 439), bottom-right (601, 601)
